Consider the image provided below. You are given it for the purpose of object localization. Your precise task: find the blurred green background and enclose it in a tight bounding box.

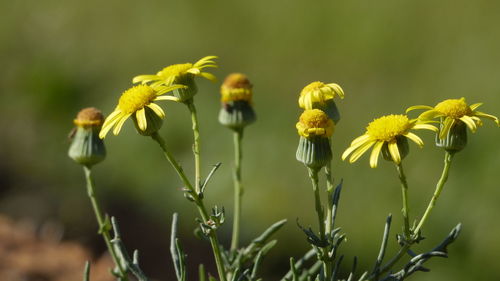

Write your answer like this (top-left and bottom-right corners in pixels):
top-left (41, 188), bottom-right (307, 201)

top-left (1, 0), bottom-right (499, 280)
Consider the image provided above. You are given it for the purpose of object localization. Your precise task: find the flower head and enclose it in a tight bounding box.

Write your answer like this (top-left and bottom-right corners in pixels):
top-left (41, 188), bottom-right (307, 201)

top-left (133, 56), bottom-right (218, 86)
top-left (296, 109), bottom-right (335, 138)
top-left (407, 97), bottom-right (499, 139)
top-left (99, 84), bottom-right (183, 138)
top-left (342, 114), bottom-right (437, 168)
top-left (220, 73), bottom-right (253, 103)
top-left (69, 107), bottom-right (106, 167)
top-left (298, 81), bottom-right (344, 109)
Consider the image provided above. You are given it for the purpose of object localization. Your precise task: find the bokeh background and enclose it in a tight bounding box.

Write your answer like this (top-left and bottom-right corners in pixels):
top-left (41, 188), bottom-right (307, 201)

top-left (1, 0), bottom-right (499, 280)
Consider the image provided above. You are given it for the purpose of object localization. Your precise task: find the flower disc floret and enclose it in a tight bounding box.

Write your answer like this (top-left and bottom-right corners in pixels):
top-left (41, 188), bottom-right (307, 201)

top-left (296, 109), bottom-right (334, 138)
top-left (118, 85), bottom-right (158, 114)
top-left (342, 114), bottom-right (437, 168)
top-left (366, 115), bottom-right (412, 142)
top-left (298, 81), bottom-right (344, 109)
top-left (220, 73), bottom-right (253, 103)
top-left (434, 98), bottom-right (472, 118)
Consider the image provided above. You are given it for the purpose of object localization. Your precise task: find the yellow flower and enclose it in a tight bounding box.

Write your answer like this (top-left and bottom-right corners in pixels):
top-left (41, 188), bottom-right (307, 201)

top-left (132, 56), bottom-right (218, 86)
top-left (407, 97), bottom-right (499, 139)
top-left (342, 114), bottom-right (437, 168)
top-left (220, 73), bottom-right (253, 103)
top-left (296, 109), bottom-right (335, 138)
top-left (298, 81), bottom-right (344, 109)
top-left (99, 84), bottom-right (184, 138)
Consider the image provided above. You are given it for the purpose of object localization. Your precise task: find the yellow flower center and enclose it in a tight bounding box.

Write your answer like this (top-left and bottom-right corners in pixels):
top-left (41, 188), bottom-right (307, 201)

top-left (296, 109), bottom-right (334, 138)
top-left (118, 85), bottom-right (157, 114)
top-left (366, 114), bottom-right (412, 142)
top-left (434, 98), bottom-right (472, 118)
top-left (74, 107), bottom-right (104, 127)
top-left (220, 73), bottom-right (253, 102)
top-left (158, 63), bottom-right (193, 79)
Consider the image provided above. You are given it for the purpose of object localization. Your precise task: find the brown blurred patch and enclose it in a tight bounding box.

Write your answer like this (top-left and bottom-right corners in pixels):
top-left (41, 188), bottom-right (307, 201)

top-left (0, 215), bottom-right (114, 281)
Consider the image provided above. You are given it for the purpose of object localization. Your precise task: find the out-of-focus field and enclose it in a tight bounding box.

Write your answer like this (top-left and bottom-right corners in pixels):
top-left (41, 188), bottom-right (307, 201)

top-left (0, 0), bottom-right (499, 280)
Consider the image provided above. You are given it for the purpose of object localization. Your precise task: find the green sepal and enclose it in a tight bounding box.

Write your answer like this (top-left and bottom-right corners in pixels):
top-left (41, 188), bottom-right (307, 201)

top-left (172, 74), bottom-right (198, 102)
top-left (68, 126), bottom-right (106, 167)
top-left (436, 120), bottom-right (467, 152)
top-left (296, 136), bottom-right (332, 169)
top-left (218, 100), bottom-right (256, 130)
top-left (132, 106), bottom-right (164, 136)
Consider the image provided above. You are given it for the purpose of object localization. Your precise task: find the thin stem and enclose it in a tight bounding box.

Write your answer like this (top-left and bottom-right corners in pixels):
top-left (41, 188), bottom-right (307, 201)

top-left (186, 100), bottom-right (202, 194)
top-left (83, 167), bottom-right (128, 281)
top-left (370, 152), bottom-right (455, 280)
top-left (307, 167), bottom-right (330, 280)
top-left (325, 161), bottom-right (334, 235)
top-left (414, 151), bottom-right (454, 235)
top-left (150, 132), bottom-right (227, 281)
top-left (395, 162), bottom-right (411, 240)
top-left (231, 129), bottom-right (243, 251)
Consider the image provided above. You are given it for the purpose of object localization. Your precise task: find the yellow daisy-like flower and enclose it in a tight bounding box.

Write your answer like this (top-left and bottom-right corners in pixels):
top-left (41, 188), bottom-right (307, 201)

top-left (407, 97), bottom-right (499, 139)
top-left (99, 84), bottom-right (184, 139)
top-left (220, 73), bottom-right (253, 103)
top-left (132, 56), bottom-right (218, 86)
top-left (342, 114), bottom-right (437, 168)
top-left (296, 109), bottom-right (335, 138)
top-left (298, 81), bottom-right (344, 110)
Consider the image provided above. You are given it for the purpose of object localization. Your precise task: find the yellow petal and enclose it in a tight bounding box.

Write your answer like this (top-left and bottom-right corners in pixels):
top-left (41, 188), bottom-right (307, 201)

top-left (99, 110), bottom-right (122, 139)
top-left (475, 111), bottom-right (500, 126)
top-left (200, 72), bottom-right (217, 82)
top-left (147, 103), bottom-right (165, 118)
top-left (369, 141), bottom-right (384, 168)
top-left (132, 75), bottom-right (160, 84)
top-left (155, 95), bottom-right (180, 102)
top-left (404, 132), bottom-right (424, 147)
top-left (413, 123), bottom-right (438, 132)
top-left (439, 118), bottom-right (455, 139)
top-left (388, 141), bottom-right (401, 164)
top-left (342, 134), bottom-right (370, 160)
top-left (349, 140), bottom-right (376, 163)
top-left (470, 103), bottom-right (483, 111)
top-left (406, 105), bottom-right (433, 113)
top-left (113, 114), bottom-right (131, 135)
top-left (419, 110), bottom-right (443, 120)
top-left (136, 108), bottom-right (147, 131)
top-left (350, 134), bottom-right (371, 146)
top-left (460, 115), bottom-right (477, 132)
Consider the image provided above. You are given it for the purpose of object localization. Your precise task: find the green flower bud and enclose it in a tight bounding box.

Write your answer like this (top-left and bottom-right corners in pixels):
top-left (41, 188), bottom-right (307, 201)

top-left (218, 73), bottom-right (256, 130)
top-left (69, 107), bottom-right (106, 167)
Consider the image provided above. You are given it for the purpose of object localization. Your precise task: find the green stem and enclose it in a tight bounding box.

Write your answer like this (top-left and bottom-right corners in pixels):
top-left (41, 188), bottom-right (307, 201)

top-left (150, 132), bottom-right (227, 281)
top-left (395, 162), bottom-right (411, 240)
top-left (83, 167), bottom-right (128, 281)
top-left (370, 152), bottom-right (455, 280)
top-left (307, 168), bottom-right (330, 279)
top-left (325, 161), bottom-right (334, 235)
top-left (231, 129), bottom-right (243, 251)
top-left (414, 151), bottom-right (454, 235)
top-left (186, 100), bottom-right (202, 194)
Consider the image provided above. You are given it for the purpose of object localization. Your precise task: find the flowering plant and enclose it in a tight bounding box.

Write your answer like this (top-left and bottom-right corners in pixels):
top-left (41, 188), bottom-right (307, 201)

top-left (68, 56), bottom-right (498, 281)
